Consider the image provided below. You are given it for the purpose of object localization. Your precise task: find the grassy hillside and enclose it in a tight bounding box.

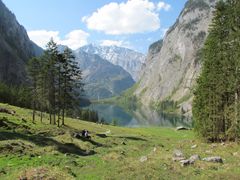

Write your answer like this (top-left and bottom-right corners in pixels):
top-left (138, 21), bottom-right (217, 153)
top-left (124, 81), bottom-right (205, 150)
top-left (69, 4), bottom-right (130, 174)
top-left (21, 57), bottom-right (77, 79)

top-left (0, 103), bottom-right (240, 179)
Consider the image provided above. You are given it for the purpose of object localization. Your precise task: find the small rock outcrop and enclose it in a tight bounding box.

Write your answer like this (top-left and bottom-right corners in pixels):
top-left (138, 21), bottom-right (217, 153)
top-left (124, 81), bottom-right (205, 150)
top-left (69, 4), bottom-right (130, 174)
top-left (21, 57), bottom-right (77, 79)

top-left (176, 126), bottom-right (190, 131)
top-left (203, 156), bottom-right (223, 163)
top-left (189, 154), bottom-right (200, 161)
top-left (172, 149), bottom-right (185, 161)
top-left (191, 144), bottom-right (197, 149)
top-left (140, 156), bottom-right (148, 162)
top-left (179, 154), bottom-right (200, 167)
top-left (180, 159), bottom-right (194, 167)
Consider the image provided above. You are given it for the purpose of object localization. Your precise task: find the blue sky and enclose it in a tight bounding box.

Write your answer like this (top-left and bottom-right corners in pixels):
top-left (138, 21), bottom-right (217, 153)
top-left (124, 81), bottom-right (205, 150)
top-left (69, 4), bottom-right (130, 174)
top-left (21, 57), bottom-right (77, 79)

top-left (3, 0), bottom-right (187, 53)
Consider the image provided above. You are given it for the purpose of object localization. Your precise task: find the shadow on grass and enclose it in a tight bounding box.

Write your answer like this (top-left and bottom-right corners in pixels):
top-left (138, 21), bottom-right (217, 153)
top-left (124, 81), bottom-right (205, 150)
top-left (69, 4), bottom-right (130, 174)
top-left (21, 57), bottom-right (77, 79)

top-left (63, 125), bottom-right (104, 147)
top-left (75, 135), bottom-right (103, 147)
top-left (116, 136), bottom-right (147, 141)
top-left (0, 131), bottom-right (95, 156)
top-left (96, 133), bottom-right (108, 138)
top-left (0, 117), bottom-right (32, 135)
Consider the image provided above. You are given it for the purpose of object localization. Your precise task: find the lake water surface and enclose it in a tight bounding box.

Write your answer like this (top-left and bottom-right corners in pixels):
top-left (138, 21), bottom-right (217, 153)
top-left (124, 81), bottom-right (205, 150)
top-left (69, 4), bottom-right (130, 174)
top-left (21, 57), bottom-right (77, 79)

top-left (86, 104), bottom-right (192, 127)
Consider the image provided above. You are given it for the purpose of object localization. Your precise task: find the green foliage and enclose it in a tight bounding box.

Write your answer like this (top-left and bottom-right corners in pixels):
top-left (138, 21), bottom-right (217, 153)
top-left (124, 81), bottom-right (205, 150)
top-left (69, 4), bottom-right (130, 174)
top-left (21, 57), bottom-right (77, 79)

top-left (111, 118), bottom-right (118, 126)
top-left (102, 82), bottom-right (141, 111)
top-left (155, 100), bottom-right (178, 113)
top-left (182, 18), bottom-right (201, 32)
top-left (0, 82), bottom-right (31, 108)
top-left (193, 31), bottom-right (207, 44)
top-left (72, 109), bottom-right (100, 123)
top-left (193, 0), bottom-right (240, 141)
top-left (169, 54), bottom-right (182, 64)
top-left (27, 39), bottom-right (84, 126)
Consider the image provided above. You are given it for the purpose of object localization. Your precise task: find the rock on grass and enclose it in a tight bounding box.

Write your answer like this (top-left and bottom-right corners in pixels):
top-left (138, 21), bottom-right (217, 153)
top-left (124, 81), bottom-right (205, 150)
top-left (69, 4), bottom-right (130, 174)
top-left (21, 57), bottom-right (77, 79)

top-left (140, 156), bottom-right (147, 162)
top-left (172, 149), bottom-right (185, 161)
top-left (203, 156), bottom-right (223, 163)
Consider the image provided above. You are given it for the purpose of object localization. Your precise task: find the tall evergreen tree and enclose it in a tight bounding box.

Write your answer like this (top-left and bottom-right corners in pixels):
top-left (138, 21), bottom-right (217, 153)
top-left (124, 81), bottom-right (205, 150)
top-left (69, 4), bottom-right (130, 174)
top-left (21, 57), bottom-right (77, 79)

top-left (45, 39), bottom-right (59, 125)
top-left (27, 57), bottom-right (41, 123)
top-left (193, 0), bottom-right (240, 141)
top-left (27, 39), bottom-right (84, 126)
top-left (61, 47), bottom-right (83, 125)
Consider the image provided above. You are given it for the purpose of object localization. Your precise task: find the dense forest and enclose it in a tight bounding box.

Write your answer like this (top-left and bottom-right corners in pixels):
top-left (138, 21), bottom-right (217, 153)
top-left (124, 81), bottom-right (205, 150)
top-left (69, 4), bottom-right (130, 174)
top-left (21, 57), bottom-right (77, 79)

top-left (193, 0), bottom-right (240, 141)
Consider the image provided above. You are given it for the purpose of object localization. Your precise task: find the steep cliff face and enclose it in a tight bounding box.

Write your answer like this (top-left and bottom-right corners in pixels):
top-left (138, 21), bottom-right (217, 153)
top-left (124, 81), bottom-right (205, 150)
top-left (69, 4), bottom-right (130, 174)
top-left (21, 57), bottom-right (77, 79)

top-left (0, 0), bottom-right (42, 85)
top-left (134, 0), bottom-right (217, 113)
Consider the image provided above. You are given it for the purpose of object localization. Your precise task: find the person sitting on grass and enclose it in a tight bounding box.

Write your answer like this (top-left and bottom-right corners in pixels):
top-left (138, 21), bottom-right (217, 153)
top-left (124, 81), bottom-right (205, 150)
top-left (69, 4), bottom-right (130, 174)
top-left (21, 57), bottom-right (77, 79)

top-left (81, 129), bottom-right (86, 137)
top-left (81, 129), bottom-right (91, 139)
top-left (84, 130), bottom-right (91, 139)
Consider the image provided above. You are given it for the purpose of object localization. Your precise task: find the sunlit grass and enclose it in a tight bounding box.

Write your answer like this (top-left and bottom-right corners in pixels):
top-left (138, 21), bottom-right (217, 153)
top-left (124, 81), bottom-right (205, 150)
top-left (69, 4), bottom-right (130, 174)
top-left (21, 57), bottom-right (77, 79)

top-left (0, 103), bottom-right (240, 179)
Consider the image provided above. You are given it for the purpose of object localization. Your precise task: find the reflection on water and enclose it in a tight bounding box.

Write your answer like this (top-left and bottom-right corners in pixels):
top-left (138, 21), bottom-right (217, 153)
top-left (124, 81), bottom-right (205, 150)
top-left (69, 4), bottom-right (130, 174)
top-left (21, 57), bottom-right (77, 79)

top-left (86, 104), bottom-right (192, 127)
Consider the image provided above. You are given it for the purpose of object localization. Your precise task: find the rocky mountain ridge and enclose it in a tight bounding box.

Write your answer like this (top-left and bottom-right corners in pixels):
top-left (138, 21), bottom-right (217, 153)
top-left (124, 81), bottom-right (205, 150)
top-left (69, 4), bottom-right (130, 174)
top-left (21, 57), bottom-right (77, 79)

top-left (80, 44), bottom-right (146, 81)
top-left (74, 50), bottom-right (135, 99)
top-left (134, 0), bottom-right (218, 115)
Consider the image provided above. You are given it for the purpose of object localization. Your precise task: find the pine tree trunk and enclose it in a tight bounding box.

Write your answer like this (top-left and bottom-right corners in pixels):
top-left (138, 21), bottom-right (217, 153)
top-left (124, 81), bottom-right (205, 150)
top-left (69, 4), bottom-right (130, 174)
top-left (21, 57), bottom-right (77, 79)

top-left (32, 109), bottom-right (35, 123)
top-left (49, 112), bottom-right (52, 124)
top-left (58, 111), bottom-right (60, 127)
top-left (62, 108), bottom-right (65, 126)
top-left (40, 111), bottom-right (43, 123)
top-left (57, 67), bottom-right (61, 127)
top-left (53, 113), bottom-right (56, 125)
top-left (235, 91), bottom-right (238, 126)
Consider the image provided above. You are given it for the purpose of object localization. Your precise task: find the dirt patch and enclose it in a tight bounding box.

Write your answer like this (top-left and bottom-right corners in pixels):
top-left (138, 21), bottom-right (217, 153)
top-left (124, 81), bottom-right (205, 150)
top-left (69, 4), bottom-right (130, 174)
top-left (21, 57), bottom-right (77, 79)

top-left (19, 167), bottom-right (71, 180)
top-left (0, 107), bottom-right (15, 115)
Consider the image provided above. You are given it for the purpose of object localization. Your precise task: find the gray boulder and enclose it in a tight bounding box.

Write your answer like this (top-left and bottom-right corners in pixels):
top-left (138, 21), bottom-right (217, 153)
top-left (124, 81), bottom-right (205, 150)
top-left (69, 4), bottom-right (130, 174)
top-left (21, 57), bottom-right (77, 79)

top-left (179, 154), bottom-right (200, 167)
top-left (140, 156), bottom-right (148, 162)
top-left (172, 149), bottom-right (185, 161)
top-left (189, 154), bottom-right (200, 162)
top-left (176, 126), bottom-right (190, 131)
top-left (191, 144), bottom-right (197, 149)
top-left (203, 156), bottom-right (223, 163)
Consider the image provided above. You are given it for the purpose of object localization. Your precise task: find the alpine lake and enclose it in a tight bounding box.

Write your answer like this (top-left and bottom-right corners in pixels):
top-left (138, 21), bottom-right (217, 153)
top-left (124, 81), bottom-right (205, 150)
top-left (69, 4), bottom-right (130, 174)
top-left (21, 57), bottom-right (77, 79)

top-left (85, 103), bottom-right (192, 128)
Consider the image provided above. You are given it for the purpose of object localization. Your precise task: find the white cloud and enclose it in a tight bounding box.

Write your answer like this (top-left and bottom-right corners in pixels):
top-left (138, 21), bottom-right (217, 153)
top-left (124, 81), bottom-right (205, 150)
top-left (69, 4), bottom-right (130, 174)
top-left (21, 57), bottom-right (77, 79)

top-left (60, 30), bottom-right (89, 50)
top-left (28, 30), bottom-right (60, 48)
top-left (157, 1), bottom-right (171, 11)
top-left (100, 40), bottom-right (132, 48)
top-left (83, 0), bottom-right (161, 35)
top-left (28, 29), bottom-right (89, 50)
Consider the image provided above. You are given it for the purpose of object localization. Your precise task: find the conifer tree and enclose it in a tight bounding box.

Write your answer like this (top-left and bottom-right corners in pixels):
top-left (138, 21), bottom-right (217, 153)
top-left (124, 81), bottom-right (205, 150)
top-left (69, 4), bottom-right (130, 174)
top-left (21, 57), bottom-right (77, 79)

top-left (27, 39), bottom-right (84, 126)
top-left (61, 47), bottom-right (83, 125)
top-left (27, 57), bottom-right (41, 123)
top-left (193, 0), bottom-right (240, 141)
top-left (45, 39), bottom-right (58, 125)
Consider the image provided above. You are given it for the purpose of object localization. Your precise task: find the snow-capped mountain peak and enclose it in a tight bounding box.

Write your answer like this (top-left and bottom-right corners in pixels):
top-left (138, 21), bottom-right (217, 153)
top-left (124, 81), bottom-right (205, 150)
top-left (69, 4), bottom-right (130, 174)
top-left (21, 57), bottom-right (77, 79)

top-left (79, 44), bottom-right (146, 80)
